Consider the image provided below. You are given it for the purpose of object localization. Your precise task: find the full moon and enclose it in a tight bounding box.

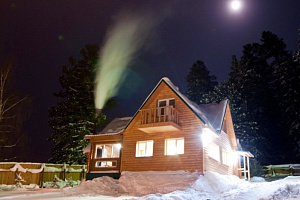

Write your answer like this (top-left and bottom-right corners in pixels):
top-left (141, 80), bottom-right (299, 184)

top-left (231, 0), bottom-right (241, 10)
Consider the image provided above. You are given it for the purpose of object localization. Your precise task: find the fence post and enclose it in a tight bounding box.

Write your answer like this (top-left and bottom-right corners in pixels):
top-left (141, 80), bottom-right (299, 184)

top-left (39, 164), bottom-right (44, 188)
top-left (81, 165), bottom-right (85, 181)
top-left (14, 167), bottom-right (18, 185)
top-left (290, 165), bottom-right (294, 176)
top-left (63, 163), bottom-right (66, 180)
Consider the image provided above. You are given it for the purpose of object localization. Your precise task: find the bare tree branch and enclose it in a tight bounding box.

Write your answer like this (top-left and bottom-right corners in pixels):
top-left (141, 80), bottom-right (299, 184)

top-left (0, 62), bottom-right (31, 161)
top-left (1, 96), bottom-right (28, 117)
top-left (1, 134), bottom-right (23, 148)
top-left (2, 156), bottom-right (17, 161)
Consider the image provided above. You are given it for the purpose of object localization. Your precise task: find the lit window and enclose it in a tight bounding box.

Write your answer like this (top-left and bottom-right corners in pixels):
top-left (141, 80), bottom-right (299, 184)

top-left (95, 143), bottom-right (121, 158)
top-left (165, 138), bottom-right (184, 155)
top-left (201, 128), bottom-right (216, 145)
top-left (136, 140), bottom-right (153, 157)
top-left (222, 149), bottom-right (230, 166)
top-left (208, 143), bottom-right (220, 161)
top-left (95, 161), bottom-right (117, 168)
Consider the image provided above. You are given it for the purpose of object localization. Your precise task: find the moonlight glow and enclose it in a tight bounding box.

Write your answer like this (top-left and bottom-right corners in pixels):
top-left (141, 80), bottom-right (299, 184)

top-left (231, 0), bottom-right (241, 11)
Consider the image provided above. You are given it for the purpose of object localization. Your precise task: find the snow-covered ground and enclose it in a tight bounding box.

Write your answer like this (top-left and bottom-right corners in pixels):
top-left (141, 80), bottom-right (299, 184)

top-left (1, 171), bottom-right (300, 200)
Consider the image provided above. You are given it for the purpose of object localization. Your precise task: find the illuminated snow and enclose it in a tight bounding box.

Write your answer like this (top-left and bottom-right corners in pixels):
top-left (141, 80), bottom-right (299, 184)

top-left (1, 171), bottom-right (300, 199)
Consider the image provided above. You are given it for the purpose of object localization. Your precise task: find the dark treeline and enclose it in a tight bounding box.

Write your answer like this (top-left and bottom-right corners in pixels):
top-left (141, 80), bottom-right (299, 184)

top-left (48, 44), bottom-right (116, 164)
top-left (186, 31), bottom-right (300, 166)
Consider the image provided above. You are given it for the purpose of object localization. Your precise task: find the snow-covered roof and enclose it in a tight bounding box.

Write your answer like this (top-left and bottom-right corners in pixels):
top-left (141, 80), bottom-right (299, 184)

top-left (198, 100), bottom-right (228, 133)
top-left (163, 77), bottom-right (228, 133)
top-left (100, 117), bottom-right (132, 135)
top-left (126, 77), bottom-right (228, 133)
top-left (83, 143), bottom-right (91, 153)
top-left (85, 117), bottom-right (132, 137)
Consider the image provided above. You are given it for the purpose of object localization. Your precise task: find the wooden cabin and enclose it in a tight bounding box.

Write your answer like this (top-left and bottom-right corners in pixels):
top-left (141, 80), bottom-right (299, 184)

top-left (84, 77), bottom-right (253, 180)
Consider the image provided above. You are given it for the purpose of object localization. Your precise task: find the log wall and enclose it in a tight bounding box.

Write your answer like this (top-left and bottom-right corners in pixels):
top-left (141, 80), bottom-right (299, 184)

top-left (121, 82), bottom-right (205, 172)
top-left (203, 131), bottom-right (239, 176)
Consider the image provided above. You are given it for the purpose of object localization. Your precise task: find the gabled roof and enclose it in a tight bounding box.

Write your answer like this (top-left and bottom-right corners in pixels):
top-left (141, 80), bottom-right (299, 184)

top-left (125, 77), bottom-right (228, 133)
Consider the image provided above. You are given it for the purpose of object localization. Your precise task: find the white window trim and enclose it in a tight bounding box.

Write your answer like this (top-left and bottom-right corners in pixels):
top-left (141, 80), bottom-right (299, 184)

top-left (136, 140), bottom-right (154, 157)
top-left (164, 138), bottom-right (184, 156)
top-left (157, 98), bottom-right (176, 119)
top-left (222, 149), bottom-right (230, 166)
top-left (208, 143), bottom-right (220, 162)
top-left (95, 143), bottom-right (121, 159)
top-left (95, 161), bottom-right (117, 168)
top-left (158, 98), bottom-right (175, 107)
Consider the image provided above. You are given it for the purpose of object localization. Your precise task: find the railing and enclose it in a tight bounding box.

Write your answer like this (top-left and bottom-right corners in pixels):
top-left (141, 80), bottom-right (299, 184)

top-left (140, 106), bottom-right (179, 125)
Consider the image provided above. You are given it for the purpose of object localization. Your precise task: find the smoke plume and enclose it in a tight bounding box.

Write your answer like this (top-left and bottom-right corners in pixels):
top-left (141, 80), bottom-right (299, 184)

top-left (94, 12), bottom-right (158, 110)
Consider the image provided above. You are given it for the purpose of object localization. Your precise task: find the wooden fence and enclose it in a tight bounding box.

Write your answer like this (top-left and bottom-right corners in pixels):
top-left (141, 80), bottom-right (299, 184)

top-left (0, 162), bottom-right (86, 187)
top-left (263, 164), bottom-right (300, 180)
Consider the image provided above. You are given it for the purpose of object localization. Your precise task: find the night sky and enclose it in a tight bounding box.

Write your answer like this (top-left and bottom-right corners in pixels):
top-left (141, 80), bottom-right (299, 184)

top-left (1, 0), bottom-right (299, 162)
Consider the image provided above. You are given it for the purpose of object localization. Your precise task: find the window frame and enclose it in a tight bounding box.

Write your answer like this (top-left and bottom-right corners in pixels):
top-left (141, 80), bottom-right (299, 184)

top-left (95, 160), bottom-right (118, 168)
top-left (164, 138), bottom-right (184, 156)
top-left (158, 98), bottom-right (175, 106)
top-left (208, 143), bottom-right (220, 162)
top-left (158, 98), bottom-right (175, 116)
top-left (222, 149), bottom-right (230, 166)
top-left (94, 143), bottom-right (121, 159)
top-left (136, 140), bottom-right (154, 157)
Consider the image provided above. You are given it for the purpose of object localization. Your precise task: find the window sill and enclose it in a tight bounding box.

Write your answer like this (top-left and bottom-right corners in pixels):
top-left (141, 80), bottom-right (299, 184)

top-left (135, 156), bottom-right (153, 158)
top-left (208, 156), bottom-right (220, 163)
top-left (164, 154), bottom-right (184, 156)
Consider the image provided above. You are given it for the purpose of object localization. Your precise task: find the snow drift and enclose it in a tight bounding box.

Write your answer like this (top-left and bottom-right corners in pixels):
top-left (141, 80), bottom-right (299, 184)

top-left (64, 171), bottom-right (300, 200)
top-left (191, 171), bottom-right (244, 193)
top-left (1, 171), bottom-right (300, 199)
top-left (66, 171), bottom-right (201, 197)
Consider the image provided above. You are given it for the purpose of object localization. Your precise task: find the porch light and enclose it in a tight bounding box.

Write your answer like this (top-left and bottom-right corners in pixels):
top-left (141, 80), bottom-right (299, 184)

top-left (229, 151), bottom-right (239, 164)
top-left (116, 143), bottom-right (122, 149)
top-left (201, 127), bottom-right (216, 145)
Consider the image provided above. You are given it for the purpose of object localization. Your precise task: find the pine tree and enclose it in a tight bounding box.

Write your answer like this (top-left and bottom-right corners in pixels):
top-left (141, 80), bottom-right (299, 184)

top-left (274, 29), bottom-right (300, 161)
top-left (186, 60), bottom-right (218, 103)
top-left (188, 31), bottom-right (300, 165)
top-left (48, 44), bottom-right (116, 164)
top-left (204, 79), bottom-right (263, 158)
top-left (228, 32), bottom-right (292, 164)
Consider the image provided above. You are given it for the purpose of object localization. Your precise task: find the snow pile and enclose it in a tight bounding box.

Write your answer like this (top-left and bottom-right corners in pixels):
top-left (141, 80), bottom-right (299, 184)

top-left (66, 176), bottom-right (126, 196)
top-left (0, 184), bottom-right (39, 191)
top-left (66, 171), bottom-right (201, 197)
top-left (119, 171), bottom-right (200, 196)
top-left (42, 179), bottom-right (81, 189)
top-left (191, 171), bottom-right (245, 193)
top-left (261, 176), bottom-right (300, 200)
top-left (1, 171), bottom-right (300, 199)
top-left (251, 176), bottom-right (266, 182)
top-left (65, 171), bottom-right (300, 200)
top-left (135, 176), bottom-right (300, 200)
